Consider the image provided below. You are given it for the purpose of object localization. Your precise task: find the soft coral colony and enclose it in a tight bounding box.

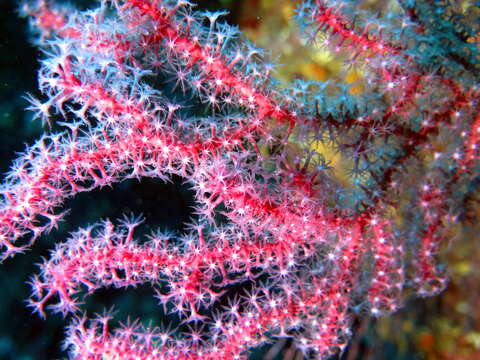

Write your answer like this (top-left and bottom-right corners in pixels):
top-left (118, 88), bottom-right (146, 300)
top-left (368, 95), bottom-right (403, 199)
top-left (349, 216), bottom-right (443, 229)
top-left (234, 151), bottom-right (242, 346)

top-left (0, 0), bottom-right (478, 358)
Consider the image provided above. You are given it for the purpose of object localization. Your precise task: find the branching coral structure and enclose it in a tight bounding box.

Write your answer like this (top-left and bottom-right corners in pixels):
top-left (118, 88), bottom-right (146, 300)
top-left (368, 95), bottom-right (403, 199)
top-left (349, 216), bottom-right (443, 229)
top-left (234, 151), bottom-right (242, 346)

top-left (0, 0), bottom-right (478, 359)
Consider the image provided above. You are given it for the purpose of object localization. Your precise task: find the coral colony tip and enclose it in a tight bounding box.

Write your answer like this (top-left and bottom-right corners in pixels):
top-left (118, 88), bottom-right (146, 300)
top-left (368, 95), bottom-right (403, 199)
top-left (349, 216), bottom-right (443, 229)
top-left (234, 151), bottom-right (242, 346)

top-left (0, 0), bottom-right (478, 359)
